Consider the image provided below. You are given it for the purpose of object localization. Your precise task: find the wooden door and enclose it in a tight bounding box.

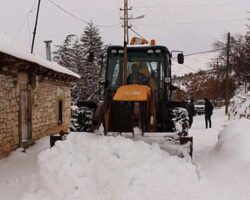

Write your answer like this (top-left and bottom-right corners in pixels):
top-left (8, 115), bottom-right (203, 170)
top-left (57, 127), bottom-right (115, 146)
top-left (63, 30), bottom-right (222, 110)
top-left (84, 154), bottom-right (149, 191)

top-left (20, 90), bottom-right (31, 142)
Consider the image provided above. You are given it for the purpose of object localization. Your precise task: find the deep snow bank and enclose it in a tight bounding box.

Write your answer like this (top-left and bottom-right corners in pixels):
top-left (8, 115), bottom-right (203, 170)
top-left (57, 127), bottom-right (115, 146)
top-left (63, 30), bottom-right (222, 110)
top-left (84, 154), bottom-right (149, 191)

top-left (229, 86), bottom-right (250, 119)
top-left (200, 118), bottom-right (250, 200)
top-left (214, 119), bottom-right (250, 163)
top-left (21, 133), bottom-right (203, 200)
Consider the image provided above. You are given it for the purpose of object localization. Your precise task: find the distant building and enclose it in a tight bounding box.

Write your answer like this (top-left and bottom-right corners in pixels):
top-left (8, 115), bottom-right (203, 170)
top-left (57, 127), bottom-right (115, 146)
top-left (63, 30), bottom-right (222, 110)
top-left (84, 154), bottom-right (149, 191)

top-left (0, 37), bottom-right (80, 159)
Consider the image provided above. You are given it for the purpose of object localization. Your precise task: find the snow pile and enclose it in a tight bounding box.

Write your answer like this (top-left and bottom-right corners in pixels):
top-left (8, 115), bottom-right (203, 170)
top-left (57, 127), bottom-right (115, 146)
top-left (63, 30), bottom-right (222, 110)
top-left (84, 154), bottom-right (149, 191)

top-left (21, 133), bottom-right (203, 200)
top-left (199, 118), bottom-right (250, 200)
top-left (214, 119), bottom-right (250, 163)
top-left (229, 86), bottom-right (250, 119)
top-left (212, 118), bottom-right (250, 192)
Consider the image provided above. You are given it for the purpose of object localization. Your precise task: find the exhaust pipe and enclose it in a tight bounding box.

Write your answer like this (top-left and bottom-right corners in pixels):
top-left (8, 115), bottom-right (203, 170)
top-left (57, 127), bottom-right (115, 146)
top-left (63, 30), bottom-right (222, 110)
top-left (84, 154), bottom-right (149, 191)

top-left (44, 40), bottom-right (52, 61)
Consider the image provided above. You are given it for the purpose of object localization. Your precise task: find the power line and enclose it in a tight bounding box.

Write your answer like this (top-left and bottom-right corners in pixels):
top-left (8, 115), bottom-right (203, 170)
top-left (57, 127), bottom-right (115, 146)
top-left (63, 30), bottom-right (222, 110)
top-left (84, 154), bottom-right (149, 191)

top-left (134, 2), bottom-right (250, 8)
top-left (176, 19), bottom-right (245, 25)
top-left (184, 48), bottom-right (225, 57)
top-left (47, 0), bottom-right (120, 28)
top-left (136, 0), bottom-right (194, 49)
top-left (135, 18), bottom-right (246, 26)
top-left (27, 14), bottom-right (32, 47)
top-left (12, 0), bottom-right (38, 43)
top-left (47, 0), bottom-right (90, 25)
top-left (171, 59), bottom-right (200, 72)
top-left (171, 48), bottom-right (226, 72)
top-left (130, 27), bottom-right (144, 38)
top-left (153, 0), bottom-right (201, 50)
top-left (184, 49), bottom-right (250, 69)
top-left (97, 24), bottom-right (121, 28)
top-left (12, 8), bottom-right (37, 43)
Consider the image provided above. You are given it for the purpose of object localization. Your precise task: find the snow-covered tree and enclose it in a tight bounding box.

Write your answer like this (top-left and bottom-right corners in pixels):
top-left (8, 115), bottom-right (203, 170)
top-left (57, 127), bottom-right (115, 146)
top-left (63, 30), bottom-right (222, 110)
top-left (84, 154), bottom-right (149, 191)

top-left (78, 22), bottom-right (104, 102)
top-left (53, 34), bottom-right (77, 73)
top-left (81, 23), bottom-right (103, 58)
top-left (54, 22), bottom-right (104, 103)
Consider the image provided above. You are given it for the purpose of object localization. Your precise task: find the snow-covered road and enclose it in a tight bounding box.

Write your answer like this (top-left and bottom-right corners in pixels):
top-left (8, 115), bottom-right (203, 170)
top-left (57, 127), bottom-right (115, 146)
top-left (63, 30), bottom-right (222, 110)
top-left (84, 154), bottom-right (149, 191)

top-left (0, 107), bottom-right (250, 200)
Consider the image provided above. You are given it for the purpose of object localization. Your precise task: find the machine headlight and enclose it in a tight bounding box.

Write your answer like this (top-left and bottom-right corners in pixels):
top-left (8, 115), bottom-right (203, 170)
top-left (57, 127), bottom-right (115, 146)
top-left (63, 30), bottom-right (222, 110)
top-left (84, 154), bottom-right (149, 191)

top-left (155, 49), bottom-right (162, 53)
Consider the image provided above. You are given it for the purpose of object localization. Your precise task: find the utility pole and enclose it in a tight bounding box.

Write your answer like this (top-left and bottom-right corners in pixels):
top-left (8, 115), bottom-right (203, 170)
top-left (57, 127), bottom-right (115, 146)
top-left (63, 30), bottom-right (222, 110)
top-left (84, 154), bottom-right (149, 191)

top-left (120, 0), bottom-right (132, 85)
top-left (120, 0), bottom-right (144, 84)
top-left (225, 32), bottom-right (231, 115)
top-left (31, 0), bottom-right (42, 54)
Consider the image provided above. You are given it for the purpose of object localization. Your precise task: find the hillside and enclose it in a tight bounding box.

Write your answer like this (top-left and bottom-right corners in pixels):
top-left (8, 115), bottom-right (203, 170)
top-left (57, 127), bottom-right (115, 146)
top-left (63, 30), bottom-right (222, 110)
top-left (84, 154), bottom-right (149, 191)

top-left (170, 51), bottom-right (235, 102)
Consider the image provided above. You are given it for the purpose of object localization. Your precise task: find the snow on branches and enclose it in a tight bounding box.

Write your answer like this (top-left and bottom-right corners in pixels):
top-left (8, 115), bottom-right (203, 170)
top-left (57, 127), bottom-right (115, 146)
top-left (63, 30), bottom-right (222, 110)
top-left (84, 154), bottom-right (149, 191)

top-left (54, 22), bottom-right (104, 103)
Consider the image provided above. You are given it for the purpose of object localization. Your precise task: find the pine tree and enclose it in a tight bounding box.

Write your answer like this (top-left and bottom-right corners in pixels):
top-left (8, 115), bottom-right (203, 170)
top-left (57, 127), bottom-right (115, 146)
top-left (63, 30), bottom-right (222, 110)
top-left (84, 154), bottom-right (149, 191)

top-left (53, 22), bottom-right (104, 103)
top-left (70, 37), bottom-right (85, 102)
top-left (53, 34), bottom-right (77, 73)
top-left (78, 22), bottom-right (104, 102)
top-left (80, 22), bottom-right (103, 63)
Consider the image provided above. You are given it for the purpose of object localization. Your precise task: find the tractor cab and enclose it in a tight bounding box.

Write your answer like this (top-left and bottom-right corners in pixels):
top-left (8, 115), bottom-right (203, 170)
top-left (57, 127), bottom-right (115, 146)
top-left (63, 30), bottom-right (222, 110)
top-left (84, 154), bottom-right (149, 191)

top-left (106, 45), bottom-right (172, 103)
top-left (94, 39), bottom-right (185, 133)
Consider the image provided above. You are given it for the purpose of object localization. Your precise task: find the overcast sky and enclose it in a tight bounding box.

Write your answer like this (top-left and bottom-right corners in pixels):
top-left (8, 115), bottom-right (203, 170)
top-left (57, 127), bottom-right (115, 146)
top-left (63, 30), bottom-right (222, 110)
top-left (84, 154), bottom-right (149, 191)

top-left (0, 0), bottom-right (250, 58)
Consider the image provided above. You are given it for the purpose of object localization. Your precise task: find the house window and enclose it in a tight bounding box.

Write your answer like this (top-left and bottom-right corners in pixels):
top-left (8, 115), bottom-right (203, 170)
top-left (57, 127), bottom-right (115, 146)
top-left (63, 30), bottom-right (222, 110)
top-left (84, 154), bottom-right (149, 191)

top-left (58, 100), bottom-right (63, 124)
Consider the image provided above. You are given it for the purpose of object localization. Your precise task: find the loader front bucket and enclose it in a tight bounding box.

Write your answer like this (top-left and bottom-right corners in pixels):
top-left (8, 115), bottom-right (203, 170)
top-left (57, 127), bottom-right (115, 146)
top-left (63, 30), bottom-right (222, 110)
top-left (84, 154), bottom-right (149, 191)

top-left (121, 132), bottom-right (193, 158)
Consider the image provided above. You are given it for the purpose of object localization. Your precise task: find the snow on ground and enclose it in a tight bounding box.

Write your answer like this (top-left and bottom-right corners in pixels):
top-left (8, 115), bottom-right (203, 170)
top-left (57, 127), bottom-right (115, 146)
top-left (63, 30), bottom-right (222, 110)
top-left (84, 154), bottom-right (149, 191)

top-left (0, 137), bottom-right (50, 200)
top-left (1, 107), bottom-right (250, 200)
top-left (21, 135), bottom-right (204, 200)
top-left (191, 109), bottom-right (250, 200)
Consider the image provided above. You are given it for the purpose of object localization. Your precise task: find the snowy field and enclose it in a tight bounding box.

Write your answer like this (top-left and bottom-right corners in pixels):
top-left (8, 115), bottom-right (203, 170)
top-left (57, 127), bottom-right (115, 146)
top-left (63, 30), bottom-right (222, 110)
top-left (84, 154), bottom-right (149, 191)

top-left (0, 107), bottom-right (250, 200)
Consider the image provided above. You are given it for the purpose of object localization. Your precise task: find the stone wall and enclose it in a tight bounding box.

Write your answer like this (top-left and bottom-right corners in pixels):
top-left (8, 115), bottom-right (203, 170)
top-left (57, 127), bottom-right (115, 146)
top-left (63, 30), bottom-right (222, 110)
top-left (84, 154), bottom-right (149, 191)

top-left (0, 72), bottom-right (72, 159)
top-left (32, 80), bottom-right (71, 140)
top-left (0, 74), bottom-right (19, 158)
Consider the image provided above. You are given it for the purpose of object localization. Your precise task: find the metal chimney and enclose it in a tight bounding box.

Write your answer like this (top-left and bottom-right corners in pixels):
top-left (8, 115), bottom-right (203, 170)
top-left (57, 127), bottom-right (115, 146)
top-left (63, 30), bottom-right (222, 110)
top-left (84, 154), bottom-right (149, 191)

top-left (44, 40), bottom-right (52, 61)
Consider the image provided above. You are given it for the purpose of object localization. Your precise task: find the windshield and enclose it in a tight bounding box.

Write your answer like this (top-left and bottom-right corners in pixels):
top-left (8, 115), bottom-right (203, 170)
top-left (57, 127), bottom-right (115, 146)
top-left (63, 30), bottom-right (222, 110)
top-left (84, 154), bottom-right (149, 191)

top-left (107, 50), bottom-right (168, 89)
top-left (196, 101), bottom-right (205, 105)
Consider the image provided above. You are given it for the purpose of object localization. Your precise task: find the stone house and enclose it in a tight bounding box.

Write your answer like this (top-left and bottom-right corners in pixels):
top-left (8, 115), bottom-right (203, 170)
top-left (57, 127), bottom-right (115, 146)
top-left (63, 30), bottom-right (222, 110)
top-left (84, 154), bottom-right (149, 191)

top-left (0, 38), bottom-right (80, 159)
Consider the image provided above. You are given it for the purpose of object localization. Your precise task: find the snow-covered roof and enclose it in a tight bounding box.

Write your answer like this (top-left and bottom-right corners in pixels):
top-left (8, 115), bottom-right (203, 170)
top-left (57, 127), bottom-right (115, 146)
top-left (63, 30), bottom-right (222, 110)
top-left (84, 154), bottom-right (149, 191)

top-left (0, 34), bottom-right (80, 79)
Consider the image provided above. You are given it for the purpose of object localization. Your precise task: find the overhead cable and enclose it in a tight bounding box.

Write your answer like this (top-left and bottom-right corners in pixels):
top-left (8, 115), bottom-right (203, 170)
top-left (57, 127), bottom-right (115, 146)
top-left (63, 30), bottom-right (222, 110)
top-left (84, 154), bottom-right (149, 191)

top-left (13, 8), bottom-right (37, 43)
top-left (134, 2), bottom-right (250, 8)
top-left (130, 27), bottom-right (145, 38)
top-left (171, 59), bottom-right (200, 72)
top-left (47, 0), bottom-right (90, 25)
top-left (184, 48), bottom-right (225, 57)
top-left (47, 0), bottom-right (120, 28)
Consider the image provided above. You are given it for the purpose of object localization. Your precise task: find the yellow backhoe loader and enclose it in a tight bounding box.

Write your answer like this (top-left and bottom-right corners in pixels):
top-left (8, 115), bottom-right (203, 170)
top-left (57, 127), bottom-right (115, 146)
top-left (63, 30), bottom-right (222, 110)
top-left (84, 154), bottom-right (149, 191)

top-left (84, 38), bottom-right (193, 157)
